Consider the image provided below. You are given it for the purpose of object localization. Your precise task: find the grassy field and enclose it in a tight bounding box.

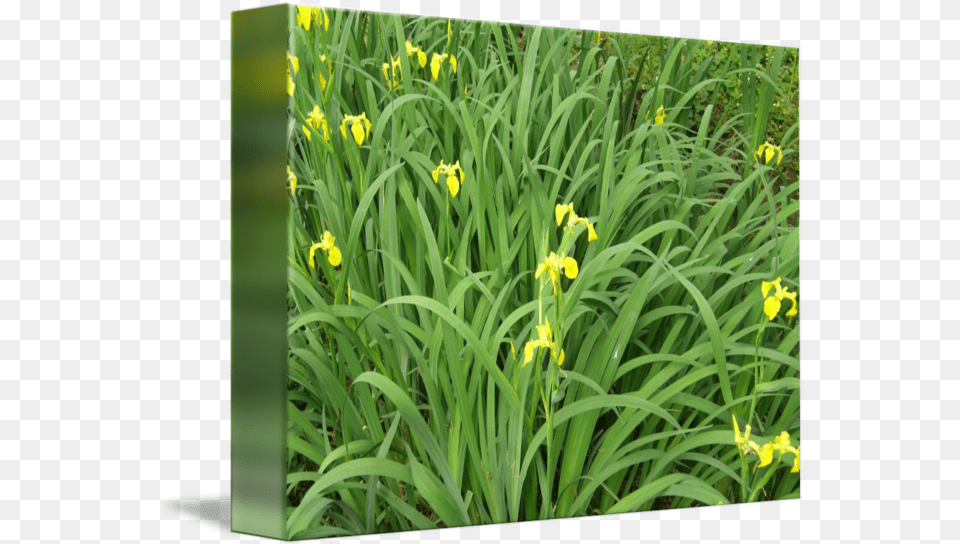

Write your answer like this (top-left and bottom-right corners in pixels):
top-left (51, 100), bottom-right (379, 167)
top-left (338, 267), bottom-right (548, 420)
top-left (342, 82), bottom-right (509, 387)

top-left (283, 6), bottom-right (799, 539)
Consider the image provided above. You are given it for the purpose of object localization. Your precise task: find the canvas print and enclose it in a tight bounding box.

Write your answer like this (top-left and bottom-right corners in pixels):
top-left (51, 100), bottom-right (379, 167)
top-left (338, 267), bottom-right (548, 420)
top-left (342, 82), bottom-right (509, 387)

top-left (277, 4), bottom-right (799, 539)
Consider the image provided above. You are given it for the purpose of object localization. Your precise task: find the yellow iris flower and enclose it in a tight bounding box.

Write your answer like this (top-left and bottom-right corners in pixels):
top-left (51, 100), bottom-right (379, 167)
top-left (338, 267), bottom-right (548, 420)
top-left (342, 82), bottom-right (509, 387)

top-left (304, 105), bottom-right (330, 141)
top-left (317, 54), bottom-right (331, 91)
top-left (761, 276), bottom-right (798, 321)
top-left (405, 41), bottom-right (427, 68)
top-left (296, 6), bottom-right (329, 32)
top-left (431, 159), bottom-right (466, 197)
top-left (430, 52), bottom-right (457, 81)
top-left (522, 318), bottom-right (565, 367)
top-left (287, 51), bottom-right (299, 76)
top-left (733, 416), bottom-right (800, 473)
top-left (654, 105), bottom-right (666, 125)
top-left (287, 66), bottom-right (295, 97)
top-left (555, 203), bottom-right (598, 242)
top-left (287, 165), bottom-right (297, 196)
top-left (755, 141), bottom-right (783, 166)
top-left (382, 55), bottom-right (402, 89)
top-left (340, 112), bottom-right (372, 145)
top-left (535, 251), bottom-right (579, 296)
top-left (308, 230), bottom-right (342, 267)
top-left (731, 414), bottom-right (761, 457)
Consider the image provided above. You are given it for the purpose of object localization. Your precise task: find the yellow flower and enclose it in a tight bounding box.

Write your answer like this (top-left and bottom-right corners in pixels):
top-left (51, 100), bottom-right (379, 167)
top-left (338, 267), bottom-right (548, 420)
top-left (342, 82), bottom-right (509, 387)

top-left (296, 6), bottom-right (328, 32)
top-left (296, 6), bottom-right (312, 30)
top-left (317, 54), bottom-right (331, 91)
top-left (302, 124), bottom-right (311, 142)
top-left (382, 55), bottom-right (402, 89)
top-left (340, 112), bottom-right (372, 145)
top-left (431, 159), bottom-right (466, 197)
top-left (758, 443), bottom-right (774, 468)
top-left (555, 203), bottom-right (599, 242)
top-left (791, 450), bottom-right (800, 473)
top-left (654, 105), bottom-right (666, 125)
top-left (761, 277), bottom-right (798, 321)
top-left (535, 251), bottom-right (579, 295)
top-left (731, 414), bottom-right (761, 457)
top-left (405, 41), bottom-right (427, 68)
top-left (308, 230), bottom-right (342, 267)
top-left (319, 7), bottom-right (330, 31)
top-left (287, 67), bottom-right (295, 97)
top-left (523, 318), bottom-right (562, 366)
top-left (430, 52), bottom-right (457, 81)
top-left (772, 431), bottom-right (791, 455)
top-left (305, 105), bottom-right (330, 141)
top-left (287, 165), bottom-right (297, 196)
top-left (782, 289), bottom-right (798, 317)
top-left (755, 141), bottom-right (784, 166)
top-left (287, 51), bottom-right (299, 76)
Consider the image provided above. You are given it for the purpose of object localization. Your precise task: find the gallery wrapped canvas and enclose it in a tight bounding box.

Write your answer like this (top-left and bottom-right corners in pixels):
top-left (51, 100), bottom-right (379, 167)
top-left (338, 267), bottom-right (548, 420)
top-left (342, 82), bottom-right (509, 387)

top-left (232, 4), bottom-right (800, 540)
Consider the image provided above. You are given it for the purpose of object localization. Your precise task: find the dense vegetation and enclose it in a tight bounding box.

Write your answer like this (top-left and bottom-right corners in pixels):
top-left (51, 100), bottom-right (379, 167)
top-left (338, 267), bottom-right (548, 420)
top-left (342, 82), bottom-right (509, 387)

top-left (284, 7), bottom-right (799, 539)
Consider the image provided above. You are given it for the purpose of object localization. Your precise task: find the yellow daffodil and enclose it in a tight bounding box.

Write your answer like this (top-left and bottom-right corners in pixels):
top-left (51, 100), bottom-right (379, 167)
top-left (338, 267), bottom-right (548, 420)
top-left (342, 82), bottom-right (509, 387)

top-left (654, 105), bottom-right (666, 125)
top-left (340, 112), bottom-right (372, 145)
top-left (382, 55), bottom-right (402, 89)
top-left (430, 52), bottom-right (457, 81)
top-left (287, 165), bottom-right (297, 196)
top-left (555, 203), bottom-right (599, 242)
top-left (308, 230), bottom-right (342, 268)
top-left (523, 318), bottom-right (563, 367)
top-left (431, 159), bottom-right (466, 197)
top-left (761, 276), bottom-right (798, 321)
top-left (287, 51), bottom-right (299, 75)
top-left (305, 105), bottom-right (330, 141)
top-left (535, 251), bottom-right (579, 295)
top-left (405, 41), bottom-right (427, 68)
top-left (755, 141), bottom-right (783, 166)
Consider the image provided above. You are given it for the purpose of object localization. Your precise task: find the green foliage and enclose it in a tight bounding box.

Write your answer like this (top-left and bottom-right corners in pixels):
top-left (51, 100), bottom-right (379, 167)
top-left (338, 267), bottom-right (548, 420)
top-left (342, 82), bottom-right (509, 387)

top-left (284, 7), bottom-right (799, 538)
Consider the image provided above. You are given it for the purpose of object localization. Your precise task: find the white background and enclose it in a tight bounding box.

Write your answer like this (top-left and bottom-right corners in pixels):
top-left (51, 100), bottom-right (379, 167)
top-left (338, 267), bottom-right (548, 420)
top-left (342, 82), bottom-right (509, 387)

top-left (3, 0), bottom-right (952, 542)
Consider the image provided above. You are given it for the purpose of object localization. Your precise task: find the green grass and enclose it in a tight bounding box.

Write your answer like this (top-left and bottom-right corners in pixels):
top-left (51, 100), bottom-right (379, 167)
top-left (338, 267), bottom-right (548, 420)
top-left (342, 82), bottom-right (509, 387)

top-left (284, 7), bottom-right (799, 538)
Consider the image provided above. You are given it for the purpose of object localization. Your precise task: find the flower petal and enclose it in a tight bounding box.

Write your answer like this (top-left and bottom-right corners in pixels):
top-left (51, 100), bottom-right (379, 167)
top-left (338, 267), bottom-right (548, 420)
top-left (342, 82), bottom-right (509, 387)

top-left (523, 342), bottom-right (536, 365)
top-left (758, 443), bottom-right (774, 467)
top-left (763, 296), bottom-right (781, 321)
top-left (351, 121), bottom-right (364, 145)
top-left (327, 246), bottom-right (342, 267)
top-left (555, 204), bottom-right (567, 226)
top-left (447, 174), bottom-right (459, 197)
top-left (562, 256), bottom-right (578, 279)
top-left (587, 223), bottom-right (598, 242)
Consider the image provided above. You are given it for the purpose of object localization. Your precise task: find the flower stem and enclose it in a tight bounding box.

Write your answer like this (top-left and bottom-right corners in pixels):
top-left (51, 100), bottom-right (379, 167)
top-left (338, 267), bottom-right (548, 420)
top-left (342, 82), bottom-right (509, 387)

top-left (747, 320), bottom-right (767, 429)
